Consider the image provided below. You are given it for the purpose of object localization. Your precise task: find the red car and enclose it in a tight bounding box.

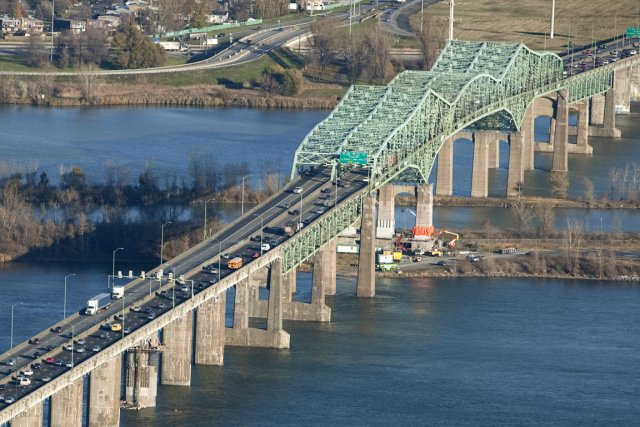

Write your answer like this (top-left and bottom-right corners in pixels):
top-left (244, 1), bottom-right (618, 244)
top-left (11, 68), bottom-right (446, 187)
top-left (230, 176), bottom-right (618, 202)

top-left (29, 337), bottom-right (41, 345)
top-left (44, 357), bottom-right (56, 364)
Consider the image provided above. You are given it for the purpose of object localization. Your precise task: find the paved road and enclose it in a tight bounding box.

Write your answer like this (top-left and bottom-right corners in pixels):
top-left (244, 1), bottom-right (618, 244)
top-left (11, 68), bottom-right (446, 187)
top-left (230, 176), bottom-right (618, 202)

top-left (0, 165), bottom-right (369, 408)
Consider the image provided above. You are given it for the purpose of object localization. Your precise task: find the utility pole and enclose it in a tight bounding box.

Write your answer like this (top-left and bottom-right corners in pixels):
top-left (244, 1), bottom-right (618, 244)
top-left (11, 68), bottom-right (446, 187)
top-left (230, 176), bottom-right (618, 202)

top-left (448, 0), bottom-right (455, 41)
top-left (50, 0), bottom-right (55, 61)
top-left (550, 0), bottom-right (555, 39)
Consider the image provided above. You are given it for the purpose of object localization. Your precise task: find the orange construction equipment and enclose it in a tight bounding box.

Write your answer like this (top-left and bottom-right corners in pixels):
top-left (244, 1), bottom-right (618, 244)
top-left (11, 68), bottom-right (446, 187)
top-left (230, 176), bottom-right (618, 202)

top-left (412, 226), bottom-right (435, 237)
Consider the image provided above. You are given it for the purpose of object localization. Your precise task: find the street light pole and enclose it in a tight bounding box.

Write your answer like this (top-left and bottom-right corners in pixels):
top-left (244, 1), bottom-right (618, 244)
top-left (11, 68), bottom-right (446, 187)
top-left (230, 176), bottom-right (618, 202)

top-left (10, 303), bottom-right (22, 350)
top-left (201, 198), bottom-right (216, 241)
top-left (550, 0), bottom-right (555, 39)
top-left (50, 0), bottom-right (54, 61)
top-left (212, 238), bottom-right (222, 279)
top-left (63, 273), bottom-right (76, 321)
top-left (299, 192), bottom-right (303, 230)
top-left (254, 214), bottom-right (264, 255)
top-left (241, 175), bottom-right (252, 216)
top-left (111, 248), bottom-right (123, 290)
top-left (160, 221), bottom-right (172, 266)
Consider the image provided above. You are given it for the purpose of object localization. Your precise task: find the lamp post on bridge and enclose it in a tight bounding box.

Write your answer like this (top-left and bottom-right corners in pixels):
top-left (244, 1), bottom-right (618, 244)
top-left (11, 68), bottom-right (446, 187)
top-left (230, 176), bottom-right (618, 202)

top-left (241, 175), bottom-right (252, 216)
top-left (10, 302), bottom-right (23, 351)
top-left (160, 221), bottom-right (172, 266)
top-left (211, 238), bottom-right (222, 281)
top-left (63, 273), bottom-right (76, 322)
top-left (112, 248), bottom-right (124, 290)
top-left (200, 198), bottom-right (216, 241)
top-left (254, 213), bottom-right (265, 256)
top-left (550, 0), bottom-right (555, 40)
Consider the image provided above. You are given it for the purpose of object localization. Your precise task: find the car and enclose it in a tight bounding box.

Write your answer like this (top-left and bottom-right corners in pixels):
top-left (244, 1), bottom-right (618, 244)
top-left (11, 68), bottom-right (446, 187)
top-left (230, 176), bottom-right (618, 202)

top-left (338, 182), bottom-right (351, 188)
top-left (157, 302), bottom-right (167, 309)
top-left (29, 337), bottom-right (40, 345)
top-left (65, 361), bottom-right (74, 368)
top-left (221, 253), bottom-right (230, 259)
top-left (114, 313), bottom-right (124, 321)
top-left (321, 188), bottom-right (332, 193)
top-left (313, 208), bottom-right (326, 214)
top-left (289, 209), bottom-right (300, 216)
top-left (292, 186), bottom-right (303, 194)
top-left (250, 235), bottom-right (261, 242)
top-left (131, 306), bottom-right (141, 312)
top-left (91, 345), bottom-right (101, 352)
top-left (261, 243), bottom-right (271, 251)
top-left (46, 345), bottom-right (53, 351)
top-left (123, 327), bottom-right (131, 334)
top-left (281, 202), bottom-right (291, 209)
top-left (75, 338), bottom-right (86, 345)
top-left (75, 347), bottom-right (85, 353)
top-left (44, 357), bottom-right (56, 364)
top-left (180, 285), bottom-right (191, 293)
top-left (255, 26), bottom-right (262, 30)
top-left (51, 326), bottom-right (63, 333)
top-left (4, 396), bottom-right (15, 404)
top-left (101, 323), bottom-right (112, 331)
top-left (32, 363), bottom-right (42, 370)
top-left (111, 323), bottom-right (122, 332)
top-left (99, 332), bottom-right (109, 340)
top-left (5, 359), bottom-right (15, 367)
top-left (598, 43), bottom-right (606, 49)
top-left (143, 307), bottom-right (153, 314)
top-left (55, 360), bottom-right (64, 367)
top-left (203, 266), bottom-right (218, 275)
top-left (252, 252), bottom-right (260, 259)
top-left (32, 351), bottom-right (41, 360)
top-left (217, 32), bottom-right (225, 38)
top-left (147, 313), bottom-right (156, 320)
top-left (41, 376), bottom-right (51, 383)
top-left (436, 261), bottom-right (447, 266)
top-left (630, 49), bottom-right (638, 55)
top-left (602, 59), bottom-right (610, 64)
top-left (208, 279), bottom-right (218, 285)
top-left (20, 368), bottom-right (33, 376)
top-left (157, 291), bottom-right (169, 299)
top-left (0, 384), bottom-right (5, 391)
top-left (15, 376), bottom-right (30, 386)
top-left (63, 343), bottom-right (74, 351)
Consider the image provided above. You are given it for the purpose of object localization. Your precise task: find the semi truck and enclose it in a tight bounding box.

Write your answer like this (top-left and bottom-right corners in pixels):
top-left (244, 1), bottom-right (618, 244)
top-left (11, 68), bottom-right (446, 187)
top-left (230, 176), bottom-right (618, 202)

top-left (283, 221), bottom-right (303, 237)
top-left (86, 293), bottom-right (111, 315)
top-left (111, 285), bottom-right (125, 299)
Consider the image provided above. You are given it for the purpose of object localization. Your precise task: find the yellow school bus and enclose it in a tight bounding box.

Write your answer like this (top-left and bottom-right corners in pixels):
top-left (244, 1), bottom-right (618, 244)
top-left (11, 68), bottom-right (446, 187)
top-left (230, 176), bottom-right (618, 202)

top-left (227, 257), bottom-right (243, 270)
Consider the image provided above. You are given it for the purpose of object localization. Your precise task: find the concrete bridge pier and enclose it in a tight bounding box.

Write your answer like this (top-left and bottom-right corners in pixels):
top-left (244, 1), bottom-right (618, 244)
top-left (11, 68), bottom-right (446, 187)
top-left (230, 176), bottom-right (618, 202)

top-left (552, 90), bottom-right (569, 172)
top-left (376, 185), bottom-right (395, 238)
top-left (521, 109), bottom-right (535, 171)
top-left (471, 131), bottom-right (490, 198)
top-left (507, 131), bottom-right (525, 197)
top-left (435, 136), bottom-right (453, 196)
top-left (195, 292), bottom-right (227, 366)
top-left (357, 195), bottom-right (376, 297)
top-left (226, 267), bottom-right (290, 348)
top-left (590, 94), bottom-right (605, 125)
top-left (161, 311), bottom-right (193, 386)
top-left (9, 402), bottom-right (42, 427)
top-left (125, 347), bottom-right (159, 408)
top-left (574, 100), bottom-right (593, 154)
top-left (88, 354), bottom-right (121, 427)
top-left (415, 184), bottom-right (433, 227)
top-left (614, 67), bottom-right (631, 114)
top-left (590, 88), bottom-right (621, 138)
top-left (50, 377), bottom-right (83, 427)
top-left (487, 132), bottom-right (500, 168)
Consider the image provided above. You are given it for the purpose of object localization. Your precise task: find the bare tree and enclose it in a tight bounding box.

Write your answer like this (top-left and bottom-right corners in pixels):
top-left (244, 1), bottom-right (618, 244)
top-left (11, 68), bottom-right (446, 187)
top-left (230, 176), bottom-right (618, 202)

top-left (512, 203), bottom-right (534, 235)
top-left (564, 218), bottom-right (583, 274)
top-left (363, 24), bottom-right (391, 83)
top-left (582, 176), bottom-right (595, 204)
top-left (414, 14), bottom-right (447, 70)
top-left (550, 171), bottom-right (569, 199)
top-left (308, 17), bottom-right (339, 74)
top-left (534, 204), bottom-right (555, 236)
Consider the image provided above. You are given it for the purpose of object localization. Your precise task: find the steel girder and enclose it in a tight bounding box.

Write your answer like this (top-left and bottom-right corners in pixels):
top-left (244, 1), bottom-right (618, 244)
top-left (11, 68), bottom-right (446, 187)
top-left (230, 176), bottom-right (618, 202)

top-left (278, 193), bottom-right (364, 272)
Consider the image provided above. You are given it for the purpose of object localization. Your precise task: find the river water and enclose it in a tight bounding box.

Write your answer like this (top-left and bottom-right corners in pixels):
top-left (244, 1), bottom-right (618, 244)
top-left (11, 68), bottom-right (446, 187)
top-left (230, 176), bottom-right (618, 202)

top-left (1, 262), bottom-right (638, 425)
top-left (1, 104), bottom-right (640, 424)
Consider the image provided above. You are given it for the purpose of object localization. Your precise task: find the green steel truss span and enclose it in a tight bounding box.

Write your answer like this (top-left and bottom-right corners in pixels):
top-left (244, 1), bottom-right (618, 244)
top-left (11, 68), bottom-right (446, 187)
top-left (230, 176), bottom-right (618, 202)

top-left (282, 40), bottom-right (620, 272)
top-left (292, 40), bottom-right (616, 184)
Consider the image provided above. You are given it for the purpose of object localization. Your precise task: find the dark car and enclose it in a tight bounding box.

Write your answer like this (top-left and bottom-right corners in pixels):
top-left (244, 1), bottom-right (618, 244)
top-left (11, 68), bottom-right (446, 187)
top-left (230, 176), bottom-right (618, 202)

top-left (289, 209), bottom-right (300, 216)
top-left (321, 188), bottom-right (332, 193)
top-left (436, 261), bottom-right (447, 266)
top-left (250, 235), bottom-right (261, 242)
top-left (29, 337), bottom-right (40, 345)
top-left (31, 363), bottom-right (42, 370)
top-left (281, 202), bottom-right (291, 209)
top-left (32, 351), bottom-right (41, 360)
top-left (51, 326), bottom-right (63, 333)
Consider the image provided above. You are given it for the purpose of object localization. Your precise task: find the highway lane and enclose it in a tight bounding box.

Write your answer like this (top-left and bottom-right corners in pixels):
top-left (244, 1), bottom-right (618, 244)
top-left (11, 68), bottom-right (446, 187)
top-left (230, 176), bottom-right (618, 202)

top-left (0, 165), bottom-right (370, 409)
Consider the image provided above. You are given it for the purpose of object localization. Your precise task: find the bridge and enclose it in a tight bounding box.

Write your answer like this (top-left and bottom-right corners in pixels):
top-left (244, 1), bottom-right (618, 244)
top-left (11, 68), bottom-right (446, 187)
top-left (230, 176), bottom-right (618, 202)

top-left (1, 39), bottom-right (638, 426)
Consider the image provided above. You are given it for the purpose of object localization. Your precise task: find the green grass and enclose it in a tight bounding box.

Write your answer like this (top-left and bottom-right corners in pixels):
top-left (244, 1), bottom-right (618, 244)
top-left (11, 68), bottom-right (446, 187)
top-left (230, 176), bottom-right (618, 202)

top-left (0, 55), bottom-right (35, 72)
top-left (141, 55), bottom-right (275, 87)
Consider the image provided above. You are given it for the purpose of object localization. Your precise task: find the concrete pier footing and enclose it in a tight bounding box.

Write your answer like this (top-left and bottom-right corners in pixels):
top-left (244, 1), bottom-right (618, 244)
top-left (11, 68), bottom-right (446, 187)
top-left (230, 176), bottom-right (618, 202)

top-left (521, 109), bottom-right (535, 171)
top-left (88, 354), bottom-right (121, 427)
top-left (195, 292), bottom-right (227, 366)
top-left (376, 185), bottom-right (395, 239)
top-left (125, 348), bottom-right (159, 408)
top-left (9, 402), bottom-right (42, 427)
top-left (161, 311), bottom-right (193, 386)
top-left (357, 196), bottom-right (376, 297)
top-left (50, 377), bottom-right (83, 427)
top-left (487, 133), bottom-right (500, 169)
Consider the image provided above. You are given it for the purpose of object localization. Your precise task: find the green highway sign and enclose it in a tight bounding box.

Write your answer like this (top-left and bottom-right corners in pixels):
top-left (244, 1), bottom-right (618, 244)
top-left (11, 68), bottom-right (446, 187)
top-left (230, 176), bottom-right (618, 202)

top-left (626, 27), bottom-right (640, 38)
top-left (339, 151), bottom-right (368, 165)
